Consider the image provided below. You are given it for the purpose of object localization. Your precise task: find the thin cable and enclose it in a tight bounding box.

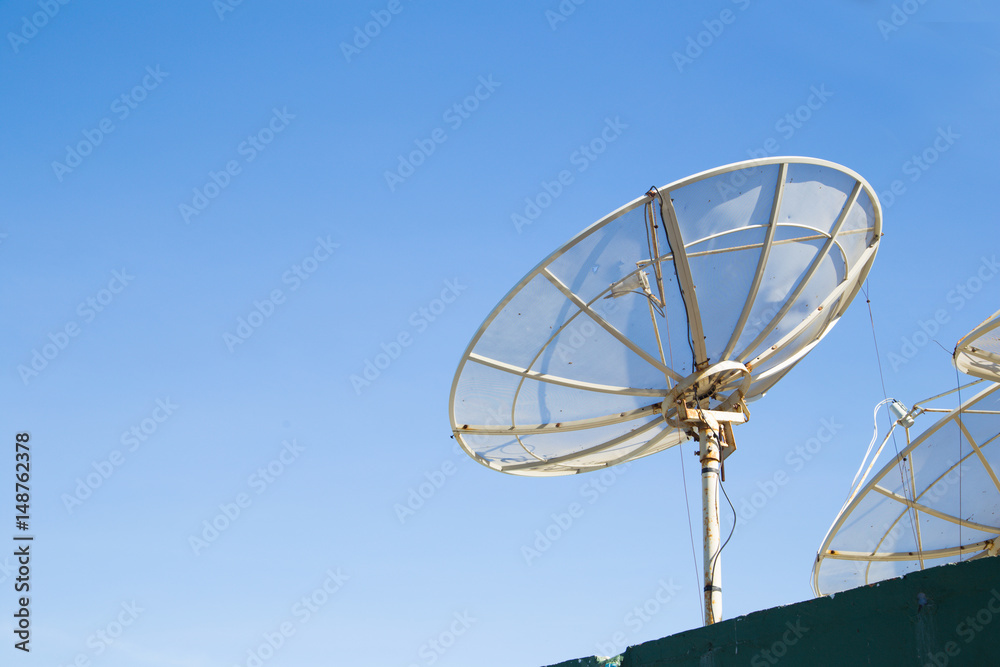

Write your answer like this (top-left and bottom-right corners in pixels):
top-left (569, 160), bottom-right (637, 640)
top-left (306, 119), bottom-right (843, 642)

top-left (644, 188), bottom-right (668, 310)
top-left (955, 363), bottom-right (964, 561)
top-left (933, 337), bottom-right (966, 562)
top-left (658, 249), bottom-right (701, 611)
top-left (677, 439), bottom-right (701, 612)
top-left (709, 476), bottom-right (737, 584)
top-left (861, 281), bottom-right (922, 557)
top-left (848, 398), bottom-right (895, 498)
top-left (648, 200), bottom-right (708, 616)
top-left (637, 192), bottom-right (668, 318)
top-left (643, 195), bottom-right (658, 277)
top-left (650, 188), bottom-right (697, 364)
top-left (862, 281), bottom-right (888, 399)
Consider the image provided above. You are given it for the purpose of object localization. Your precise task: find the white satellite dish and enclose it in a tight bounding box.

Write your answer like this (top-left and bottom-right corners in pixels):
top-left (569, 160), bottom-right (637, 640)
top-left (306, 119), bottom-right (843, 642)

top-left (450, 156), bottom-right (882, 624)
top-left (955, 308), bottom-right (1000, 382)
top-left (812, 380), bottom-right (1000, 596)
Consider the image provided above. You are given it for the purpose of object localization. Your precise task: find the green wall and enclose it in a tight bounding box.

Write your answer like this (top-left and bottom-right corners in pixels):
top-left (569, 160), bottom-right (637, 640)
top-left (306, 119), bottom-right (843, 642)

top-left (546, 556), bottom-right (1000, 666)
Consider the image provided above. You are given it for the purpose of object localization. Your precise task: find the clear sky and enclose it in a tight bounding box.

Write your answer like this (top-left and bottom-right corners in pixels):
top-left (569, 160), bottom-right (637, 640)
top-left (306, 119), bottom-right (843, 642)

top-left (1, 1), bottom-right (999, 666)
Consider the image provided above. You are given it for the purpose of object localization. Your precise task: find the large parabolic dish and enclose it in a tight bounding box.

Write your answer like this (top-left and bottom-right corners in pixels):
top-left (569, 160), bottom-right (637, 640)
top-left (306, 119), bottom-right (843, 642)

top-left (451, 155), bottom-right (881, 625)
top-left (812, 381), bottom-right (1000, 596)
top-left (450, 157), bottom-right (881, 476)
top-left (955, 309), bottom-right (1000, 382)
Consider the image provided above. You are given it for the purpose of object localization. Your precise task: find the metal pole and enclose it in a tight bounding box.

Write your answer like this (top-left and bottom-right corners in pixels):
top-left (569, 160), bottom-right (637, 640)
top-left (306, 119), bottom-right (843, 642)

top-left (700, 426), bottom-right (722, 625)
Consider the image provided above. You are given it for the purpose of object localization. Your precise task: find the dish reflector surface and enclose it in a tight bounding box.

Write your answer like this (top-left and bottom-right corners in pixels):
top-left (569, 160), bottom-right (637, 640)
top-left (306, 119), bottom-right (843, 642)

top-left (450, 157), bottom-right (881, 476)
top-left (955, 309), bottom-right (1000, 382)
top-left (813, 382), bottom-right (1000, 596)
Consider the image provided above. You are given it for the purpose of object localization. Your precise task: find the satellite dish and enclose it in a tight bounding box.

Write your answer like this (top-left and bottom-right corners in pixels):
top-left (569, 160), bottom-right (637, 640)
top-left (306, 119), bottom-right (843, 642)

top-left (812, 380), bottom-right (1000, 597)
top-left (955, 308), bottom-right (1000, 382)
top-left (450, 156), bottom-right (882, 624)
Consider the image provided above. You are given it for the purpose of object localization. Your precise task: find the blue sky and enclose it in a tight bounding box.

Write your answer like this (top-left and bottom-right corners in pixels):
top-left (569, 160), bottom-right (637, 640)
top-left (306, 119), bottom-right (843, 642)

top-left (2, 1), bottom-right (999, 665)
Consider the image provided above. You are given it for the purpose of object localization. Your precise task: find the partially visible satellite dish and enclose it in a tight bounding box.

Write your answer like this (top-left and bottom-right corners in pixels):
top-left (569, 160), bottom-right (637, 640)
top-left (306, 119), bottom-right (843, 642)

top-left (450, 156), bottom-right (882, 624)
top-left (955, 308), bottom-right (1000, 382)
top-left (812, 381), bottom-right (1000, 597)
